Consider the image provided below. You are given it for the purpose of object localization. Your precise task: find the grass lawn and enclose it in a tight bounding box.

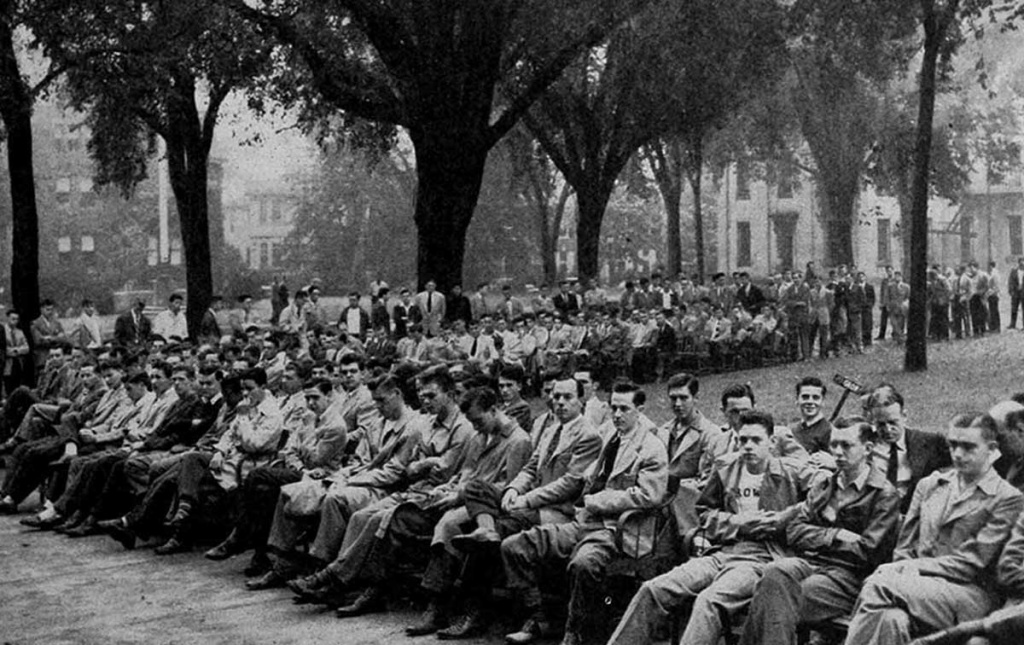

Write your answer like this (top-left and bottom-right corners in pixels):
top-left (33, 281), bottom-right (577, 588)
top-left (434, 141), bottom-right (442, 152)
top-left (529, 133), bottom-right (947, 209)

top-left (632, 331), bottom-right (1024, 434)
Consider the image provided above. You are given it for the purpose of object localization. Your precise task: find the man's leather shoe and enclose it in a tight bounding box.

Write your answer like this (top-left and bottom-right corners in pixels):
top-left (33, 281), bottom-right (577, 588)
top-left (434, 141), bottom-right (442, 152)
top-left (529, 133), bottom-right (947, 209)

top-left (335, 586), bottom-right (385, 618)
top-left (244, 552), bottom-right (272, 578)
top-left (506, 615), bottom-right (551, 645)
top-left (21, 513), bottom-right (63, 529)
top-left (204, 538), bottom-right (245, 561)
top-left (54, 511), bottom-right (86, 534)
top-left (405, 602), bottom-right (446, 636)
top-left (288, 570), bottom-right (332, 598)
top-left (65, 516), bottom-right (99, 538)
top-left (154, 537), bottom-right (190, 555)
top-left (245, 570), bottom-right (285, 591)
top-left (0, 499), bottom-right (19, 514)
top-left (100, 519), bottom-right (137, 550)
top-left (437, 607), bottom-right (487, 640)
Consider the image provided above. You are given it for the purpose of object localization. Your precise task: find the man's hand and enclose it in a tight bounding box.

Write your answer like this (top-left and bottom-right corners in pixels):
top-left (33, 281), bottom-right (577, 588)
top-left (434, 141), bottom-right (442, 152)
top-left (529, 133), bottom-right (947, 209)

top-left (306, 468), bottom-right (327, 480)
top-left (427, 492), bottom-right (459, 511)
top-left (834, 528), bottom-right (861, 544)
top-left (408, 457), bottom-right (442, 478)
top-left (79, 428), bottom-right (96, 444)
top-left (808, 452), bottom-right (837, 470)
top-left (501, 489), bottom-right (519, 513)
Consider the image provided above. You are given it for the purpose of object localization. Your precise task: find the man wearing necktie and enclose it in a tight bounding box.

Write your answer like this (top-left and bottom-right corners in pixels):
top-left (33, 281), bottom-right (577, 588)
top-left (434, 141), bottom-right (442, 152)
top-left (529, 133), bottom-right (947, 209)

top-left (415, 280), bottom-right (446, 337)
top-left (502, 381), bottom-right (667, 645)
top-left (863, 384), bottom-right (950, 514)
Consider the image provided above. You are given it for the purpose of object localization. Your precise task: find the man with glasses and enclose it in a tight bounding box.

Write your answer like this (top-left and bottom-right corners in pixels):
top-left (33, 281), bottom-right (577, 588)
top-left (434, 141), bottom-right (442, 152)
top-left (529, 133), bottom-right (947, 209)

top-left (329, 354), bottom-right (376, 460)
top-left (862, 383), bottom-right (950, 513)
top-left (737, 417), bottom-right (900, 645)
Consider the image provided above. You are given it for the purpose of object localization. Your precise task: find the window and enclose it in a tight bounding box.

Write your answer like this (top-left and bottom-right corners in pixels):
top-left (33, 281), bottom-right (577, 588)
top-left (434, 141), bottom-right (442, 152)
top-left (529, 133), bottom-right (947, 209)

top-left (80, 236), bottom-right (95, 252)
top-left (877, 218), bottom-right (891, 265)
top-left (736, 161), bottom-right (750, 201)
top-left (58, 236), bottom-right (72, 253)
top-left (170, 238), bottom-right (182, 266)
top-left (737, 221), bottom-right (752, 267)
top-left (78, 177), bottom-right (94, 193)
top-left (147, 236), bottom-right (158, 266)
top-left (259, 242), bottom-right (269, 269)
top-left (1009, 215), bottom-right (1023, 257)
top-left (56, 177), bottom-right (71, 193)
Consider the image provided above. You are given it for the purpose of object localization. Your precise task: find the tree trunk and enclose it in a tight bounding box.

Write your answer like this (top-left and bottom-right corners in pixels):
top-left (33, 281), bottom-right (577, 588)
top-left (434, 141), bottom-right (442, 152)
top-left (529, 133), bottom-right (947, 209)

top-left (648, 139), bottom-right (684, 278)
top-left (905, 3), bottom-right (952, 372)
top-left (536, 183), bottom-right (571, 286)
top-left (819, 178), bottom-right (857, 267)
top-left (684, 134), bottom-right (707, 280)
top-left (575, 182), bottom-right (615, 282)
top-left (0, 9), bottom-right (40, 328)
top-left (410, 127), bottom-right (489, 293)
top-left (166, 134), bottom-right (213, 340)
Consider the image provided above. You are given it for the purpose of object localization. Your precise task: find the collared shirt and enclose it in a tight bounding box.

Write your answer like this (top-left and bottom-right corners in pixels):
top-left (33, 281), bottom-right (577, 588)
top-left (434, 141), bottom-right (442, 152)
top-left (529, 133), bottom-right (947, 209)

top-left (153, 309), bottom-right (188, 340)
top-left (830, 465), bottom-right (872, 514)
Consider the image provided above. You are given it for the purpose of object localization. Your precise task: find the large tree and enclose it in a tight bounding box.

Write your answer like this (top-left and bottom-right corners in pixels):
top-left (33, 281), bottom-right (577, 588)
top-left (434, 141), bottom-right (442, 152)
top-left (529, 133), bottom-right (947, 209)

top-left (229, 0), bottom-right (652, 292)
top-left (31, 0), bottom-right (269, 337)
top-left (786, 0), bottom-right (918, 266)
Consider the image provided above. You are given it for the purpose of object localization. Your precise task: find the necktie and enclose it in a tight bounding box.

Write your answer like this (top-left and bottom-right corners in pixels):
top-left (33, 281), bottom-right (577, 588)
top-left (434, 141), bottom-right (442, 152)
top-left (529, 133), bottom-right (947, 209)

top-left (887, 442), bottom-right (899, 484)
top-left (427, 294), bottom-right (432, 313)
top-left (668, 422), bottom-right (683, 459)
top-left (589, 434), bottom-right (621, 494)
top-left (470, 337), bottom-right (478, 356)
top-left (542, 423), bottom-right (564, 467)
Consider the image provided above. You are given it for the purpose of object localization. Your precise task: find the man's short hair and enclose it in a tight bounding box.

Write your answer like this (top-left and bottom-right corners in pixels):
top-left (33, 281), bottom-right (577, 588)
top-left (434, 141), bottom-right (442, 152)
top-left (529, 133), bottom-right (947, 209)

top-left (240, 367), bottom-right (268, 387)
top-left (171, 364), bottom-right (195, 380)
top-left (151, 361), bottom-right (174, 379)
top-left (611, 380), bottom-right (645, 406)
top-left (294, 289), bottom-right (308, 300)
top-left (834, 415), bottom-right (878, 444)
top-left (721, 383), bottom-right (755, 409)
top-left (951, 412), bottom-right (999, 443)
top-left (498, 363), bottom-right (526, 385)
top-left (81, 298), bottom-right (93, 308)
top-left (237, 294), bottom-right (252, 303)
top-left (220, 374), bottom-right (243, 398)
top-left (40, 298), bottom-right (56, 308)
top-left (127, 371), bottom-right (152, 389)
top-left (305, 378), bottom-right (334, 395)
top-left (418, 364), bottom-right (455, 393)
top-left (795, 376), bottom-right (827, 397)
top-left (460, 386), bottom-right (500, 413)
top-left (409, 323), bottom-right (424, 334)
top-left (169, 294), bottom-right (183, 303)
top-left (737, 410), bottom-right (774, 435)
top-left (863, 383), bottom-right (904, 412)
top-left (666, 373), bottom-right (698, 396)
top-left (338, 353), bottom-right (365, 370)
top-left (370, 375), bottom-right (403, 396)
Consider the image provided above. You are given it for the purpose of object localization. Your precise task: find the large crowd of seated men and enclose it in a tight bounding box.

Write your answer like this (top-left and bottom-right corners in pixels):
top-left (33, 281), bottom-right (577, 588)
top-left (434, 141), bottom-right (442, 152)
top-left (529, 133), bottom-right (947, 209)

top-left (3, 288), bottom-right (1024, 645)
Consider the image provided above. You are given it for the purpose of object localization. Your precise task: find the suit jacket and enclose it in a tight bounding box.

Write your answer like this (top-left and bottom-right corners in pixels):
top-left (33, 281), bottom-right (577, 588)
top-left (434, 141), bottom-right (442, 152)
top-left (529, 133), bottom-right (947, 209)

top-left (508, 414), bottom-right (603, 524)
top-left (578, 416), bottom-right (668, 527)
top-left (786, 465), bottom-right (901, 573)
top-left (698, 454), bottom-right (818, 551)
top-left (345, 410), bottom-right (431, 491)
top-left (414, 291), bottom-right (446, 335)
top-left (900, 427), bottom-right (953, 513)
top-left (997, 506), bottom-right (1024, 594)
top-left (446, 294), bottom-right (473, 325)
top-left (863, 283), bottom-right (877, 310)
top-left (1009, 267), bottom-right (1024, 296)
top-left (657, 412), bottom-right (720, 490)
top-left (736, 284), bottom-right (765, 314)
top-left (114, 310), bottom-right (152, 347)
top-left (807, 286), bottom-right (834, 325)
top-left (552, 292), bottom-right (581, 315)
top-left (896, 467), bottom-right (1024, 587)
top-left (280, 405), bottom-right (349, 473)
top-left (198, 309), bottom-right (222, 344)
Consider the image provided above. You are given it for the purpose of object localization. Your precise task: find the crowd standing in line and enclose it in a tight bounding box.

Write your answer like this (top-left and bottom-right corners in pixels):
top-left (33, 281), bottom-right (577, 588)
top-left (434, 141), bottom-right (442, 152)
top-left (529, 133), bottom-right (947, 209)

top-left (1, 264), bottom-right (1023, 645)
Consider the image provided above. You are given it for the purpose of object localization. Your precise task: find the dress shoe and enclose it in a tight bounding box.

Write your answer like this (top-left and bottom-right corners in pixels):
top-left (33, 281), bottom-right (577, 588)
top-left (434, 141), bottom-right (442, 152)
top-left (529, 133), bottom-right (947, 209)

top-left (204, 538), bottom-right (246, 561)
top-left (437, 607), bottom-right (488, 640)
top-left (154, 536), bottom-right (190, 555)
top-left (165, 500), bottom-right (193, 528)
top-left (21, 513), bottom-right (64, 529)
top-left (0, 499), bottom-right (19, 514)
top-left (245, 569), bottom-right (285, 591)
top-left (405, 601), bottom-right (446, 636)
top-left (244, 552), bottom-right (272, 578)
top-left (335, 586), bottom-right (385, 618)
top-left (53, 512), bottom-right (85, 534)
top-left (451, 527), bottom-right (500, 552)
top-left (287, 570), bottom-right (334, 599)
top-left (65, 516), bottom-right (99, 538)
top-left (99, 518), bottom-right (138, 550)
top-left (506, 614), bottom-right (551, 645)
